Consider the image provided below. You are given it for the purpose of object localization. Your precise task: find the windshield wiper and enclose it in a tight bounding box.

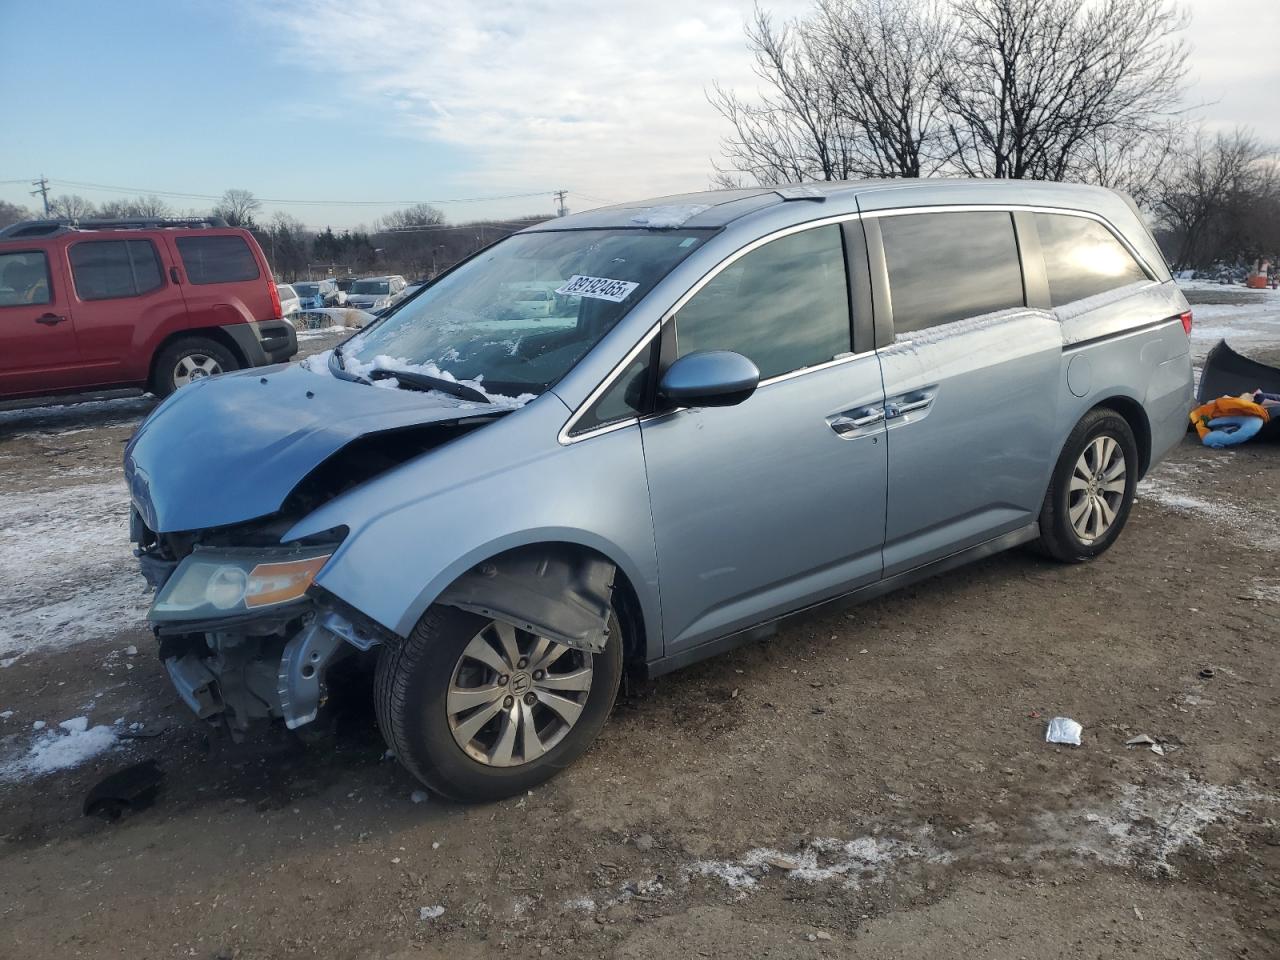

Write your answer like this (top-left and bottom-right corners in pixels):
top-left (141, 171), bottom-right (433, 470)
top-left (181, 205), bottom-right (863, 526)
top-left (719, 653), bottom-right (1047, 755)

top-left (327, 346), bottom-right (371, 385)
top-left (368, 367), bottom-right (491, 404)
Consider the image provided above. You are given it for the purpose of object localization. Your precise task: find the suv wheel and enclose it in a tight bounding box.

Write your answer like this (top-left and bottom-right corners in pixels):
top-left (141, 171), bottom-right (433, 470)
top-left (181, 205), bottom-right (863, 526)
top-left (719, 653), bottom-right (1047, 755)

top-left (375, 605), bottom-right (622, 802)
top-left (1035, 408), bottom-right (1139, 562)
top-left (152, 337), bottom-right (238, 396)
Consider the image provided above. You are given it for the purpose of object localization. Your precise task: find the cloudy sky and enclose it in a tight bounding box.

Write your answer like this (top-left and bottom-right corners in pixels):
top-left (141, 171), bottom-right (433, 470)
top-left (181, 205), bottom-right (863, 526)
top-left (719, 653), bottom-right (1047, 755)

top-left (2, 0), bottom-right (1277, 229)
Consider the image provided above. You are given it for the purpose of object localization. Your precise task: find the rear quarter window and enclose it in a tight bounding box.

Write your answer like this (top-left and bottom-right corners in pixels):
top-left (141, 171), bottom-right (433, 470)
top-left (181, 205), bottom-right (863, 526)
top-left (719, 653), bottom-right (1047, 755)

top-left (1034, 213), bottom-right (1150, 307)
top-left (176, 235), bottom-right (260, 285)
top-left (879, 211), bottom-right (1025, 334)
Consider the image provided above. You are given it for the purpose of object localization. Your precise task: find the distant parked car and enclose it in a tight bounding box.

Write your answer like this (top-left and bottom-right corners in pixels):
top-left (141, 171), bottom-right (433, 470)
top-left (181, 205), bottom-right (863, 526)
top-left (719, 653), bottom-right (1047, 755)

top-left (335, 276), bottom-right (358, 295)
top-left (346, 275), bottom-right (406, 311)
top-left (277, 284), bottom-right (302, 318)
top-left (0, 217), bottom-right (296, 399)
top-left (290, 279), bottom-right (344, 309)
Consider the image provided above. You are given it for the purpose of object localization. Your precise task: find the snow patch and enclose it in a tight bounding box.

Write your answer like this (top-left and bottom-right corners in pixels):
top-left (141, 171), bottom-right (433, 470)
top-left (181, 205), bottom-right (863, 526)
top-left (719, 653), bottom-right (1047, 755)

top-left (308, 351), bottom-right (536, 410)
top-left (418, 905), bottom-right (444, 921)
top-left (629, 203), bottom-right (711, 228)
top-left (1, 719), bottom-right (119, 781)
top-left (1138, 463), bottom-right (1280, 553)
top-left (687, 830), bottom-right (949, 895)
top-left (884, 308), bottom-right (1053, 352)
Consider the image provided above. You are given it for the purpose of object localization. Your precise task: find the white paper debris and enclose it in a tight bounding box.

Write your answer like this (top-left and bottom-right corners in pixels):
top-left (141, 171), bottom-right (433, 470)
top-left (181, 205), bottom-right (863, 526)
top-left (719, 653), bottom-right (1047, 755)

top-left (1046, 716), bottom-right (1083, 746)
top-left (419, 905), bottom-right (444, 921)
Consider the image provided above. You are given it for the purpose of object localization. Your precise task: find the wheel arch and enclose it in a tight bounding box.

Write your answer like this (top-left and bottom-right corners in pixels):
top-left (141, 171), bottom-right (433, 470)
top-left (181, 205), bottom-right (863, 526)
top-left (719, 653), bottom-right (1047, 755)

top-left (1091, 394), bottom-right (1152, 478)
top-left (147, 327), bottom-right (249, 390)
top-left (395, 535), bottom-right (654, 669)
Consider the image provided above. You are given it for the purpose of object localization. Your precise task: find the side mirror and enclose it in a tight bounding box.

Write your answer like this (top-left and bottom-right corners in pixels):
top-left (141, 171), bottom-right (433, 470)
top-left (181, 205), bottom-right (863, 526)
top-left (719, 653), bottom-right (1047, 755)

top-left (658, 350), bottom-right (760, 409)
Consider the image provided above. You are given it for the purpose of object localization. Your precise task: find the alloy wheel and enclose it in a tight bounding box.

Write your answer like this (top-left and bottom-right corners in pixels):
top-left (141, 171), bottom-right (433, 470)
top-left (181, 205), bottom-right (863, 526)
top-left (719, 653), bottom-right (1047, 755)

top-left (446, 620), bottom-right (593, 767)
top-left (1068, 434), bottom-right (1127, 544)
top-left (172, 353), bottom-right (223, 388)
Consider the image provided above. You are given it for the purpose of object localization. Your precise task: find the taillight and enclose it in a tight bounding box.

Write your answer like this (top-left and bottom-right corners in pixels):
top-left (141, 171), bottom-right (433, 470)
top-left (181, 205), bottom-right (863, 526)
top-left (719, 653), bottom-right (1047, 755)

top-left (1179, 310), bottom-right (1193, 335)
top-left (267, 278), bottom-right (282, 320)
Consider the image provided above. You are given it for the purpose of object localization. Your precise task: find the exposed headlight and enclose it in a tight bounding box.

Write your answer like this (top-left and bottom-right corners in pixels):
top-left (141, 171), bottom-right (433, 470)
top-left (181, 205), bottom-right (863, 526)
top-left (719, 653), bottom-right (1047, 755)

top-left (149, 547), bottom-right (333, 622)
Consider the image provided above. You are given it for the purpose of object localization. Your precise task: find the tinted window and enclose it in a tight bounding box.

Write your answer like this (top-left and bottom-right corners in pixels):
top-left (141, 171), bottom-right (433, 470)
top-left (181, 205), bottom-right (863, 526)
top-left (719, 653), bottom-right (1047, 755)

top-left (675, 225), bottom-right (851, 380)
top-left (880, 212), bottom-right (1024, 333)
top-left (176, 235), bottom-right (260, 284)
top-left (1035, 213), bottom-right (1149, 306)
top-left (0, 251), bottom-right (52, 306)
top-left (69, 240), bottom-right (163, 300)
top-left (574, 351), bottom-right (651, 434)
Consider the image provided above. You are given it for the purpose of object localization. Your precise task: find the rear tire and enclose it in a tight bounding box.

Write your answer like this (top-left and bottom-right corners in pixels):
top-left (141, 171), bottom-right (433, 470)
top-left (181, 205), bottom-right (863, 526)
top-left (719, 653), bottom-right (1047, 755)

top-left (1035, 408), bottom-right (1139, 562)
top-left (375, 605), bottom-right (622, 802)
top-left (151, 337), bottom-right (238, 396)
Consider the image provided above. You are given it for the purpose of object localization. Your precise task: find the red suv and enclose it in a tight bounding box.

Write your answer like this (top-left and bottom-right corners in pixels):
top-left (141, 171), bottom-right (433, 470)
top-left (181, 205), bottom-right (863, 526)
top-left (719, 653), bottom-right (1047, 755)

top-left (0, 217), bottom-right (297, 400)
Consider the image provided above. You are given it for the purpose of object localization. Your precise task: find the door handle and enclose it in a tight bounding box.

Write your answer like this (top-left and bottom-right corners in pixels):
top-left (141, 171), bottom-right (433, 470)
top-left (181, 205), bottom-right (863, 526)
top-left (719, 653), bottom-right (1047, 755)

top-left (885, 392), bottom-right (934, 419)
top-left (34, 313), bottom-right (67, 326)
top-left (829, 407), bottom-right (885, 436)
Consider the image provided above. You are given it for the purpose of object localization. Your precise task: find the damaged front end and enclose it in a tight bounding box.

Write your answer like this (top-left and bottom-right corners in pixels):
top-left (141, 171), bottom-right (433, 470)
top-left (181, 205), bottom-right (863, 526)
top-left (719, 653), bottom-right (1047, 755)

top-left (136, 526), bottom-right (387, 736)
top-left (125, 363), bottom-right (505, 736)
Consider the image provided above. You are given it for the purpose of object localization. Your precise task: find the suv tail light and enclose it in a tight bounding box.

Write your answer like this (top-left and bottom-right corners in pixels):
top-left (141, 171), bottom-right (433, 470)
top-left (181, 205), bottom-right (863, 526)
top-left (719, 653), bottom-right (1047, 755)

top-left (1179, 310), bottom-right (1193, 335)
top-left (267, 278), bottom-right (283, 320)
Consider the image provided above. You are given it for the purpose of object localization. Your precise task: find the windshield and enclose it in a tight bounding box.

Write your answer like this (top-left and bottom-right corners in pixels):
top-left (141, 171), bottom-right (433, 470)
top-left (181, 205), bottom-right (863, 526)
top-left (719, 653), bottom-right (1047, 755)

top-left (293, 283), bottom-right (319, 296)
top-left (352, 279), bottom-right (389, 294)
top-left (344, 228), bottom-right (710, 396)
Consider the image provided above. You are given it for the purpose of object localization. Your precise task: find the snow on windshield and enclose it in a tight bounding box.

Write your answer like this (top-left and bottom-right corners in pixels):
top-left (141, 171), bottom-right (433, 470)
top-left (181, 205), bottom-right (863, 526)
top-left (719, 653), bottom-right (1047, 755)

top-left (302, 348), bottom-right (537, 410)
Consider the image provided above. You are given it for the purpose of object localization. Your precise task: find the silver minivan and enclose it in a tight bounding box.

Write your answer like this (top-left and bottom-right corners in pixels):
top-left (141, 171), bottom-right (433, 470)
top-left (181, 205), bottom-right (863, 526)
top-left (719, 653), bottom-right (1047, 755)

top-left (125, 179), bottom-right (1193, 800)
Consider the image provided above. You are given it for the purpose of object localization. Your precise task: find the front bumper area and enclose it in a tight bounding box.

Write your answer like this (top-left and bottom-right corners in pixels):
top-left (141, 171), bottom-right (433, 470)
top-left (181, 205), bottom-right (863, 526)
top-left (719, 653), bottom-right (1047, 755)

top-left (159, 607), bottom-right (367, 736)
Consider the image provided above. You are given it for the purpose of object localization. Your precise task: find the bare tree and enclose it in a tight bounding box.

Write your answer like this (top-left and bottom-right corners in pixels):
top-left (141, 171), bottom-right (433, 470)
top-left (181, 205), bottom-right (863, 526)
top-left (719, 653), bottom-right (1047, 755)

top-left (48, 194), bottom-right (97, 220)
top-left (213, 189), bottom-right (261, 227)
top-left (97, 195), bottom-right (174, 219)
top-left (710, 6), bottom-right (862, 184)
top-left (814, 0), bottom-right (953, 177)
top-left (1154, 129), bottom-right (1278, 269)
top-left (379, 203), bottom-right (445, 230)
top-left (0, 200), bottom-right (30, 229)
top-left (940, 0), bottom-right (1188, 182)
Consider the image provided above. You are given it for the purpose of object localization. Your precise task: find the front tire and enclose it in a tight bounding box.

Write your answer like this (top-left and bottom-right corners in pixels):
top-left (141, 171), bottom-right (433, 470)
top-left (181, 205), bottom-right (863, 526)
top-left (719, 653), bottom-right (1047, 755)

top-left (1035, 408), bottom-right (1139, 562)
top-left (375, 605), bottom-right (622, 802)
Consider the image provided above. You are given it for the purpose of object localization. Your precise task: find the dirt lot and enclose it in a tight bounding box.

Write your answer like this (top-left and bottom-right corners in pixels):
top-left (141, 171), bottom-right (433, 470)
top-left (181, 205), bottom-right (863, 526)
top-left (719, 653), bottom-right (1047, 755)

top-left (0, 309), bottom-right (1277, 959)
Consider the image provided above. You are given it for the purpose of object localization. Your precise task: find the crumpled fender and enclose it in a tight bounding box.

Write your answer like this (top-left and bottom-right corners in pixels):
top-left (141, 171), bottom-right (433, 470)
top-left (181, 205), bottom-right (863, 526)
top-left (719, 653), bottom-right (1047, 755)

top-left (436, 546), bottom-right (615, 653)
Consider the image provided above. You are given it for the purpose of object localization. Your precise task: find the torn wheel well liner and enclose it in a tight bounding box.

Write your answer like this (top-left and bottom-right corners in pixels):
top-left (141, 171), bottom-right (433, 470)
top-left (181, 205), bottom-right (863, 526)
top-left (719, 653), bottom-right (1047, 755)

top-left (434, 544), bottom-right (619, 654)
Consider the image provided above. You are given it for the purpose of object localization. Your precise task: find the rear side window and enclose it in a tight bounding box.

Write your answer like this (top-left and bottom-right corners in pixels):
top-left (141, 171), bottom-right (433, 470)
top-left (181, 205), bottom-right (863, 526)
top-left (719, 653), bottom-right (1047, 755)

top-left (674, 225), bottom-right (851, 380)
top-left (880, 211), bottom-right (1024, 333)
top-left (1034, 213), bottom-right (1149, 306)
top-left (69, 240), bottom-right (164, 300)
top-left (176, 235), bottom-right (260, 285)
top-left (0, 250), bottom-right (52, 306)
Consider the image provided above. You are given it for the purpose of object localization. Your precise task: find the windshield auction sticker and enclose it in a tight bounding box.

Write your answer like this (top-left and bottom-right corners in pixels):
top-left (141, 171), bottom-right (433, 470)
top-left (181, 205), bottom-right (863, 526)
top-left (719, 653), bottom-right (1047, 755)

top-left (555, 275), bottom-right (639, 303)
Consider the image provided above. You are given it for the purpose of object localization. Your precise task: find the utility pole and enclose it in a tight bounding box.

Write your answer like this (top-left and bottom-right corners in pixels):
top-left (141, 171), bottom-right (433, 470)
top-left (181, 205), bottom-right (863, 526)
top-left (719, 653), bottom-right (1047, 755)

top-left (31, 175), bottom-right (50, 217)
top-left (554, 189), bottom-right (568, 218)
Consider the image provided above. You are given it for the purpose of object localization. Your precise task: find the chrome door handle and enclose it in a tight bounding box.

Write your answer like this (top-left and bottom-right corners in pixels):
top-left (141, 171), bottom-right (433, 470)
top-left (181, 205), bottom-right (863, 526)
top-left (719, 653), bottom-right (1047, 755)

top-left (886, 396), bottom-right (932, 418)
top-left (829, 408), bottom-right (885, 435)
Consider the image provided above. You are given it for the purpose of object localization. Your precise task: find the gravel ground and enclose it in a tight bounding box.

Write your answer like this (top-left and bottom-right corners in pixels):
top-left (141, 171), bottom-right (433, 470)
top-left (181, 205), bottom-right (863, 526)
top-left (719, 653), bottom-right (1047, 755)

top-left (0, 300), bottom-right (1276, 959)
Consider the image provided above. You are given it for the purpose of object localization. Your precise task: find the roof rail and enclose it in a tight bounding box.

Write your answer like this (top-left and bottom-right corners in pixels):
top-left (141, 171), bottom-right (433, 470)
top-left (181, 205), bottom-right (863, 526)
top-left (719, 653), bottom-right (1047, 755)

top-left (0, 216), bottom-right (231, 240)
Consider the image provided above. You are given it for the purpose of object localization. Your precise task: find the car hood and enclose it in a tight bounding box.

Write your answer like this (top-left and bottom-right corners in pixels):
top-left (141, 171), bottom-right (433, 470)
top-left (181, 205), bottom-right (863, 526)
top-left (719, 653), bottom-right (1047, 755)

top-left (124, 361), bottom-right (494, 533)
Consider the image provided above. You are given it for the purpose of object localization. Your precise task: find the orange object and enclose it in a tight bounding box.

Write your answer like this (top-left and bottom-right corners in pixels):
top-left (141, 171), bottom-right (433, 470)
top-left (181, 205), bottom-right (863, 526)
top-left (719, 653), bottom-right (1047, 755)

top-left (1189, 395), bottom-right (1271, 438)
top-left (1246, 275), bottom-right (1268, 289)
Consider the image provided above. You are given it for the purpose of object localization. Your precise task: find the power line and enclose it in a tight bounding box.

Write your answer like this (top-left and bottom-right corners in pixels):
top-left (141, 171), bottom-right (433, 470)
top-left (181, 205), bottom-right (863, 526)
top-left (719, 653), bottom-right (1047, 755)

top-left (40, 177), bottom-right (555, 207)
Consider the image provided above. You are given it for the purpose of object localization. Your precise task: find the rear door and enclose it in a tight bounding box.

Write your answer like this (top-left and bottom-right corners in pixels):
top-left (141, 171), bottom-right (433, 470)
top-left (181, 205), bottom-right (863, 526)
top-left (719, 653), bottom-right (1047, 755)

top-left (64, 236), bottom-right (173, 385)
top-left (867, 209), bottom-right (1063, 574)
top-left (0, 246), bottom-right (82, 397)
top-left (639, 222), bottom-right (887, 653)
top-left (164, 231), bottom-right (272, 328)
